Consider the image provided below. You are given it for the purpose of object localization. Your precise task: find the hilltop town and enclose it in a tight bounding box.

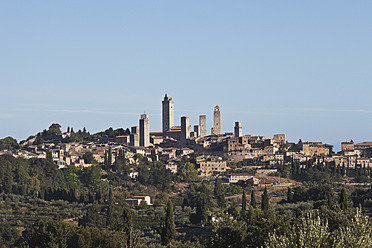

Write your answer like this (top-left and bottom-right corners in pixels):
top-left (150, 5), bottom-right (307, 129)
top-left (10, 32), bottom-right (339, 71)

top-left (1, 94), bottom-right (371, 181)
top-left (1, 94), bottom-right (372, 247)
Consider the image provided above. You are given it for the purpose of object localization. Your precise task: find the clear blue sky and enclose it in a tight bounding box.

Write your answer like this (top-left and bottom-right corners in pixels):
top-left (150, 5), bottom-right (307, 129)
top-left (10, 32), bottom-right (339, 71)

top-left (1, 1), bottom-right (371, 151)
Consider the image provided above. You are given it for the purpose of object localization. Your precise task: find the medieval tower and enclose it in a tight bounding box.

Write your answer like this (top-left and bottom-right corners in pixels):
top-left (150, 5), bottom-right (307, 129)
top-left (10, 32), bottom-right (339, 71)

top-left (162, 94), bottom-right (174, 136)
top-left (211, 105), bottom-right (221, 135)
top-left (139, 114), bottom-right (150, 147)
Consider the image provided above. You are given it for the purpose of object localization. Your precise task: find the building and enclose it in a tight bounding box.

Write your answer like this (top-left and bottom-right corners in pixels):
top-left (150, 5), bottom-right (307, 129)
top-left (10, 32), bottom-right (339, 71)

top-left (211, 105), bottom-right (221, 135)
top-left (125, 196), bottom-right (152, 208)
top-left (229, 174), bottom-right (260, 185)
top-left (197, 155), bottom-right (227, 176)
top-left (139, 114), bottom-right (150, 147)
top-left (273, 134), bottom-right (286, 145)
top-left (194, 125), bottom-right (200, 137)
top-left (300, 142), bottom-right (333, 156)
top-left (341, 141), bottom-right (354, 151)
top-left (181, 116), bottom-right (191, 144)
top-left (234, 121), bottom-right (242, 138)
top-left (199, 115), bottom-right (207, 137)
top-left (162, 94), bottom-right (174, 136)
top-left (130, 126), bottom-right (139, 147)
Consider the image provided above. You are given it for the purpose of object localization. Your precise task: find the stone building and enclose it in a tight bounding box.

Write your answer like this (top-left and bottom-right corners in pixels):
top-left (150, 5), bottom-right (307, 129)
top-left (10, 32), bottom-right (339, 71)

top-left (211, 105), bottom-right (221, 135)
top-left (197, 155), bottom-right (227, 176)
top-left (181, 116), bottom-right (191, 144)
top-left (234, 121), bottom-right (242, 138)
top-left (162, 94), bottom-right (174, 136)
top-left (139, 114), bottom-right (150, 147)
top-left (199, 115), bottom-right (207, 137)
top-left (130, 126), bottom-right (139, 147)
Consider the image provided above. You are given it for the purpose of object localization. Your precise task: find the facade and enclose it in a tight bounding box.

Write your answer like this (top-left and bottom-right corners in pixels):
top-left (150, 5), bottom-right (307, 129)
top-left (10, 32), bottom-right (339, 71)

top-left (197, 155), bottom-right (227, 176)
top-left (211, 105), bottom-right (221, 135)
top-left (300, 142), bottom-right (333, 156)
top-left (199, 115), bottom-right (207, 137)
top-left (229, 174), bottom-right (259, 184)
top-left (194, 125), bottom-right (200, 137)
top-left (131, 126), bottom-right (139, 134)
top-left (130, 133), bottom-right (139, 147)
top-left (341, 141), bottom-right (354, 151)
top-left (162, 94), bottom-right (174, 136)
top-left (234, 121), bottom-right (242, 138)
top-left (273, 134), bottom-right (286, 145)
top-left (139, 114), bottom-right (150, 147)
top-left (125, 196), bottom-right (152, 208)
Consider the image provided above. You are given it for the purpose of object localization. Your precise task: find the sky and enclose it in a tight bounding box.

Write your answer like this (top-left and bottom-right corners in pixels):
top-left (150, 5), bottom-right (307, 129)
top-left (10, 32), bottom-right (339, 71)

top-left (1, 1), bottom-right (371, 151)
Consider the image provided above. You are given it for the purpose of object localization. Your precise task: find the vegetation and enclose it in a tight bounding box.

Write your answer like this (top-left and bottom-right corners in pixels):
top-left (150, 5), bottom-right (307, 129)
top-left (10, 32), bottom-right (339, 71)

top-left (1, 124), bottom-right (372, 247)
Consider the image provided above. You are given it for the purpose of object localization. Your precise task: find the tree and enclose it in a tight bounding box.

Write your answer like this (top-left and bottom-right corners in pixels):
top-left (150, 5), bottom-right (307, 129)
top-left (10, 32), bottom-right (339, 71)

top-left (261, 187), bottom-right (269, 212)
top-left (214, 179), bottom-right (226, 209)
top-left (250, 190), bottom-right (257, 208)
top-left (48, 123), bottom-right (62, 134)
top-left (327, 193), bottom-right (334, 209)
top-left (265, 213), bottom-right (331, 248)
top-left (24, 214), bottom-right (76, 248)
top-left (177, 162), bottom-right (198, 183)
top-left (242, 191), bottom-right (247, 213)
top-left (0, 137), bottom-right (18, 151)
top-left (287, 187), bottom-right (293, 203)
top-left (115, 207), bottom-right (138, 248)
top-left (333, 208), bottom-right (372, 248)
top-left (157, 200), bottom-right (176, 246)
top-left (83, 152), bottom-right (97, 164)
top-left (339, 187), bottom-right (348, 210)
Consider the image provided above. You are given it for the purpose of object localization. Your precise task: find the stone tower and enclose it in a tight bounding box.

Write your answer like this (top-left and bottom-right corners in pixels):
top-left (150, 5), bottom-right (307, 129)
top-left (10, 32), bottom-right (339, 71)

top-left (130, 126), bottom-right (139, 147)
top-left (162, 94), bottom-right (174, 136)
top-left (139, 114), bottom-right (150, 147)
top-left (199, 115), bottom-right (207, 137)
top-left (211, 105), bottom-right (221, 135)
top-left (234, 121), bottom-right (242, 138)
top-left (181, 116), bottom-right (191, 144)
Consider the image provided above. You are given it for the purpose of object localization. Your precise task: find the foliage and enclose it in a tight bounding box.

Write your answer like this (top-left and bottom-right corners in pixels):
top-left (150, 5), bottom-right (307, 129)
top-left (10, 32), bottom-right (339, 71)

top-left (0, 136), bottom-right (19, 151)
top-left (261, 187), bottom-right (269, 212)
top-left (156, 200), bottom-right (176, 245)
top-left (265, 208), bottom-right (372, 248)
top-left (177, 162), bottom-right (199, 183)
top-left (214, 179), bottom-right (226, 209)
top-left (137, 161), bottom-right (172, 191)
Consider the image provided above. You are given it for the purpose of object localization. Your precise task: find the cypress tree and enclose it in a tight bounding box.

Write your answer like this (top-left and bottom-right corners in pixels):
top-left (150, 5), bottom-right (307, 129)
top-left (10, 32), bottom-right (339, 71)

top-left (120, 207), bottom-right (133, 247)
top-left (250, 190), bottom-right (257, 208)
top-left (104, 151), bottom-right (108, 169)
top-left (327, 193), bottom-right (334, 209)
top-left (106, 188), bottom-right (114, 227)
top-left (214, 179), bottom-right (226, 208)
top-left (261, 187), bottom-right (269, 212)
top-left (108, 147), bottom-right (112, 167)
top-left (287, 187), bottom-right (293, 203)
top-left (339, 187), bottom-right (348, 210)
top-left (242, 191), bottom-right (247, 212)
top-left (158, 200), bottom-right (176, 245)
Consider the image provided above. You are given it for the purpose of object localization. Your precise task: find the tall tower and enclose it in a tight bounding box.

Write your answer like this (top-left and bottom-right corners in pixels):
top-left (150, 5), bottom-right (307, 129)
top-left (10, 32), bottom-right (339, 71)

top-left (139, 114), bottom-right (150, 147)
top-left (162, 94), bottom-right (174, 136)
top-left (199, 115), bottom-right (207, 137)
top-left (130, 126), bottom-right (139, 147)
top-left (181, 116), bottom-right (190, 144)
top-left (234, 121), bottom-right (242, 138)
top-left (211, 105), bottom-right (221, 135)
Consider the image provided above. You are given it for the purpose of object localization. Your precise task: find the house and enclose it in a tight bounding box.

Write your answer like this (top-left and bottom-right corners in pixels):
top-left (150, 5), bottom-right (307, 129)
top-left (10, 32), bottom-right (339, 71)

top-left (125, 196), bottom-right (152, 208)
